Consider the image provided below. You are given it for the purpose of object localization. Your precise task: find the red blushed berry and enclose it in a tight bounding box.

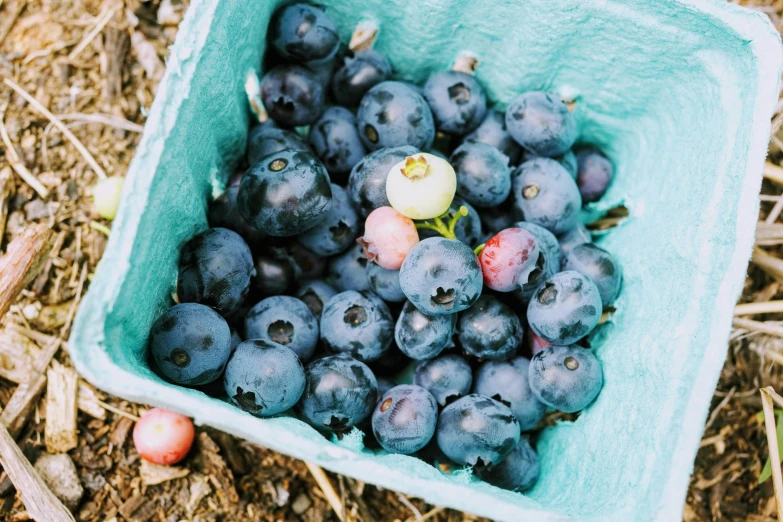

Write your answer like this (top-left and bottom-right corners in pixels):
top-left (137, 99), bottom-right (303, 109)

top-left (528, 328), bottom-right (552, 356)
top-left (358, 206), bottom-right (419, 270)
top-left (479, 228), bottom-right (540, 292)
top-left (133, 408), bottom-right (195, 465)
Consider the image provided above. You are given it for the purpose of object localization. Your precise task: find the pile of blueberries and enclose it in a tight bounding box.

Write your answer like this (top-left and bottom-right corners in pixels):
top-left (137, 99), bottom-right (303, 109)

top-left (148, 3), bottom-right (620, 493)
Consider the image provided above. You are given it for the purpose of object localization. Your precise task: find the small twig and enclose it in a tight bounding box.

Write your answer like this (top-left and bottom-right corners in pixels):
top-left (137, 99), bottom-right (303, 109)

top-left (94, 400), bottom-right (138, 421)
top-left (704, 387), bottom-right (735, 432)
top-left (56, 113), bottom-right (144, 133)
top-left (761, 387), bottom-right (783, 522)
top-left (0, 0), bottom-right (26, 46)
top-left (59, 262), bottom-right (88, 338)
top-left (752, 247), bottom-right (783, 284)
top-left (452, 54), bottom-right (478, 75)
top-left (89, 221), bottom-right (111, 237)
top-left (765, 161), bottom-right (783, 186)
top-left (733, 317), bottom-right (783, 339)
top-left (0, 107), bottom-right (49, 198)
top-left (3, 77), bottom-right (107, 179)
top-left (735, 301), bottom-right (783, 316)
top-left (410, 506), bottom-right (445, 522)
top-left (304, 462), bottom-right (345, 522)
top-left (397, 493), bottom-right (423, 520)
top-left (0, 423), bottom-right (75, 521)
top-left (67, 4), bottom-right (121, 62)
top-left (767, 192), bottom-right (783, 224)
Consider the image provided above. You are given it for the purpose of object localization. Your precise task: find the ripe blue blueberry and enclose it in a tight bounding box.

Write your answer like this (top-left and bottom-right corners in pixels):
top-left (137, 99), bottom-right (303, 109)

top-left (297, 354), bottom-right (378, 432)
top-left (224, 340), bottom-right (305, 416)
top-left (177, 228), bottom-right (255, 316)
top-left (366, 263), bottom-right (406, 303)
top-left (563, 243), bottom-right (622, 306)
top-left (357, 81), bottom-right (435, 151)
top-left (297, 279), bottom-right (337, 318)
top-left (457, 295), bottom-right (522, 361)
top-left (369, 344), bottom-right (411, 377)
top-left (463, 110), bottom-right (522, 165)
top-left (527, 271), bottom-right (602, 345)
top-left (505, 91), bottom-right (577, 157)
top-left (512, 157), bottom-right (581, 235)
top-left (237, 149), bottom-right (332, 236)
top-left (208, 186), bottom-right (266, 250)
top-left (436, 394), bottom-right (520, 466)
top-left (558, 222), bottom-right (592, 258)
top-left (348, 146), bottom-right (419, 217)
top-left (376, 376), bottom-right (395, 397)
top-left (473, 357), bottom-right (545, 431)
top-left (422, 71), bottom-right (487, 135)
top-left (331, 50), bottom-right (393, 107)
top-left (450, 142), bottom-right (511, 208)
top-left (244, 295), bottom-right (319, 362)
top-left (268, 3), bottom-right (339, 63)
top-left (297, 183), bottom-right (359, 256)
top-left (149, 303), bottom-right (232, 386)
top-left (247, 125), bottom-right (309, 166)
top-left (261, 65), bottom-right (325, 127)
top-left (328, 242), bottom-right (370, 292)
top-left (320, 290), bottom-right (394, 362)
top-left (476, 438), bottom-right (539, 492)
top-left (372, 385), bottom-right (438, 454)
top-left (251, 251), bottom-right (296, 297)
top-left (512, 221), bottom-right (562, 302)
top-left (399, 237), bottom-right (483, 316)
top-left (479, 199), bottom-right (520, 236)
top-left (395, 301), bottom-right (455, 361)
top-left (308, 107), bottom-right (367, 179)
top-left (413, 354), bottom-right (472, 406)
top-left (529, 344), bottom-right (603, 413)
top-left (520, 148), bottom-right (578, 178)
top-left (576, 147), bottom-right (614, 203)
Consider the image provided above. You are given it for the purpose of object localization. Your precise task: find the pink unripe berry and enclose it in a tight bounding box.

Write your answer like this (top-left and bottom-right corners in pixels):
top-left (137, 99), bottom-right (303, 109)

top-left (359, 206), bottom-right (419, 270)
top-left (479, 228), bottom-right (540, 292)
top-left (133, 408), bottom-right (195, 465)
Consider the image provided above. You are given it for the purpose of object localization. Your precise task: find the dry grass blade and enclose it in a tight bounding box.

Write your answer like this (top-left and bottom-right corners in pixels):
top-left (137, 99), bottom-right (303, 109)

top-left (755, 223), bottom-right (783, 246)
top-left (57, 113), bottom-right (144, 133)
top-left (766, 195), bottom-right (783, 224)
top-left (766, 161), bottom-right (783, 186)
top-left (412, 506), bottom-right (446, 522)
top-left (2, 77), bottom-right (107, 180)
top-left (66, 4), bottom-right (121, 62)
top-left (733, 317), bottom-right (783, 338)
top-left (735, 301), bottom-right (783, 315)
top-left (761, 387), bottom-right (783, 522)
top-left (0, 106), bottom-right (49, 198)
top-left (304, 462), bottom-right (345, 522)
top-left (752, 247), bottom-right (783, 283)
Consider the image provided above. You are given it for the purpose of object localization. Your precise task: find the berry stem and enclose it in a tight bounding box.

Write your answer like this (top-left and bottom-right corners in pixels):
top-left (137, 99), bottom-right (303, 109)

top-left (414, 206), bottom-right (469, 242)
top-left (473, 243), bottom-right (485, 256)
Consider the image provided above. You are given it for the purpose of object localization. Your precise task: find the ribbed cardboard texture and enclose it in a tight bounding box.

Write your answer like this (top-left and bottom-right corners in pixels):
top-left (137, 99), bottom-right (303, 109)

top-left (70, 1), bottom-right (783, 519)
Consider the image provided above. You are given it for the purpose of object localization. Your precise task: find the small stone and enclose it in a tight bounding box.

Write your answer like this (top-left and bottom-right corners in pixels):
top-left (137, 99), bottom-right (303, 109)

top-left (275, 482), bottom-right (289, 507)
top-left (291, 492), bottom-right (312, 515)
top-left (24, 199), bottom-right (48, 221)
top-left (34, 453), bottom-right (84, 511)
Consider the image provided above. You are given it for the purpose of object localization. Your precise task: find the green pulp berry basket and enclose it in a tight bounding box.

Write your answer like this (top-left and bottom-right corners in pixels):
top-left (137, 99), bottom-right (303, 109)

top-left (71, 0), bottom-right (782, 520)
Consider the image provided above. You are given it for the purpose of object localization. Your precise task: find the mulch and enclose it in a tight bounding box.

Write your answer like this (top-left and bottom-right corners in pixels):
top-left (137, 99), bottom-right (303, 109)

top-left (0, 0), bottom-right (782, 521)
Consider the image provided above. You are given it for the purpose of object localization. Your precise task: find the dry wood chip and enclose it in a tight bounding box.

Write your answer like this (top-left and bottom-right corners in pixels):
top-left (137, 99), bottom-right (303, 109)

top-left (109, 416), bottom-right (133, 451)
top-left (118, 492), bottom-right (145, 519)
top-left (197, 432), bottom-right (238, 509)
top-left (44, 363), bottom-right (78, 453)
top-left (139, 460), bottom-right (189, 486)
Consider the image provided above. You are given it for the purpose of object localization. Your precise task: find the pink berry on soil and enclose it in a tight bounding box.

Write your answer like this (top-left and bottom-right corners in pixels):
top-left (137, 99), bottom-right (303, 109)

top-left (133, 408), bottom-right (195, 465)
top-left (358, 206), bottom-right (419, 270)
